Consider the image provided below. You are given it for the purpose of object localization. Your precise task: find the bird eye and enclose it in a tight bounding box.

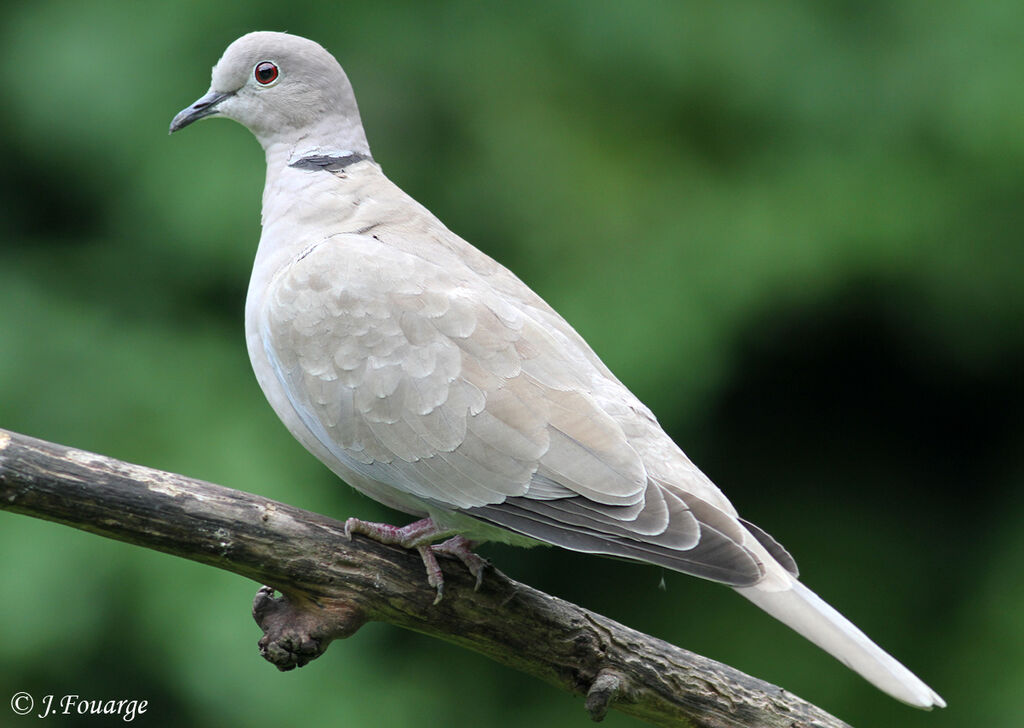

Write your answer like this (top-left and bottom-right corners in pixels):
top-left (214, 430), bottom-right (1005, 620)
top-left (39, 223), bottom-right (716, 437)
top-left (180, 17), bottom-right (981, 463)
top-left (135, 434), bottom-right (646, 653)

top-left (254, 61), bottom-right (279, 85)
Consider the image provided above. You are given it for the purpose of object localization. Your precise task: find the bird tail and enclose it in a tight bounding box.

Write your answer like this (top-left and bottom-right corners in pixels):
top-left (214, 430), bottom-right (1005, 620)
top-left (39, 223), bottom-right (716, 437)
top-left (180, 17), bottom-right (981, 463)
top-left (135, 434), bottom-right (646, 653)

top-left (735, 579), bottom-right (945, 708)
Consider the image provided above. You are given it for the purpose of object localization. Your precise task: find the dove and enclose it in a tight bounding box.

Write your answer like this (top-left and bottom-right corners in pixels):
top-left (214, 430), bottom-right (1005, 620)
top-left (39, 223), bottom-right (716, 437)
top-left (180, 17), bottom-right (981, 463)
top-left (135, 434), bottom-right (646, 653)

top-left (170, 31), bottom-right (945, 709)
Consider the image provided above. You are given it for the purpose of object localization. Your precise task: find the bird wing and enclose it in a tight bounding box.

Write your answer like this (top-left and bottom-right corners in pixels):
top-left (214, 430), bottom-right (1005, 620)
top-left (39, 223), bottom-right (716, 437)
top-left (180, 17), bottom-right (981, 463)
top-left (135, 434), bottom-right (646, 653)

top-left (260, 229), bottom-right (766, 585)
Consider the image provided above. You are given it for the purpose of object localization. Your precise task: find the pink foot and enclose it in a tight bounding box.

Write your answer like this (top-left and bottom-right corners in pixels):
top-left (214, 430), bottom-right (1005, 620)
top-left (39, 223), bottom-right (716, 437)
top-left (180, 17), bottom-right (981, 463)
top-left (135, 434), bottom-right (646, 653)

top-left (432, 535), bottom-right (487, 591)
top-left (343, 517), bottom-right (488, 603)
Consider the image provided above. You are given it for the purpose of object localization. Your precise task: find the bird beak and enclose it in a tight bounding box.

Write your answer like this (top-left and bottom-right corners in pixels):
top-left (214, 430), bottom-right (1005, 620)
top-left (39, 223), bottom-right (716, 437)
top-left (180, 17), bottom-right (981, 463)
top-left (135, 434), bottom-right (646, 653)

top-left (169, 90), bottom-right (233, 134)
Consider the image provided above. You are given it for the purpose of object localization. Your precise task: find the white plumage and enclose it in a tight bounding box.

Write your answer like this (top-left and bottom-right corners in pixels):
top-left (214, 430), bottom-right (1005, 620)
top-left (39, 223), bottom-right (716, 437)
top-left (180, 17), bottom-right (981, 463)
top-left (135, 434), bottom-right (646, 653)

top-left (170, 31), bottom-right (944, 709)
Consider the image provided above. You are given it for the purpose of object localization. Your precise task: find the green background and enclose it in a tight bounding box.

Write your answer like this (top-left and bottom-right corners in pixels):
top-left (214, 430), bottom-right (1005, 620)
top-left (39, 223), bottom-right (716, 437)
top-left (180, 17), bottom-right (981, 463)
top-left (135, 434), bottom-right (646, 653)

top-left (2, 1), bottom-right (1021, 726)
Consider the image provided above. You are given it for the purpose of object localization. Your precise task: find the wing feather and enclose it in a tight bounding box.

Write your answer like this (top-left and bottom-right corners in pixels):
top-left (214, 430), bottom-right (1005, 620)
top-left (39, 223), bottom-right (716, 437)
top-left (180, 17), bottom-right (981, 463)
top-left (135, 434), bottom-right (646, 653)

top-left (466, 500), bottom-right (764, 586)
top-left (261, 231), bottom-right (778, 585)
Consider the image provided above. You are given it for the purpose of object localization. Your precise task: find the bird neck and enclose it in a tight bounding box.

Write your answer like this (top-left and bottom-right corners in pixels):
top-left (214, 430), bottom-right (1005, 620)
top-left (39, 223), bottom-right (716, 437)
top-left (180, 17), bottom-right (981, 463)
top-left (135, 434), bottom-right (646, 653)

top-left (260, 107), bottom-right (371, 161)
top-left (263, 126), bottom-right (371, 182)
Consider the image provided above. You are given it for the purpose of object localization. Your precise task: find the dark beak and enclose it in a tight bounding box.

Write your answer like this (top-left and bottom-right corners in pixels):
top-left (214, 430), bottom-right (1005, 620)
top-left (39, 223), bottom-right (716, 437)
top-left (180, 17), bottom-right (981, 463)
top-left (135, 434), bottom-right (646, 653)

top-left (169, 90), bottom-right (233, 134)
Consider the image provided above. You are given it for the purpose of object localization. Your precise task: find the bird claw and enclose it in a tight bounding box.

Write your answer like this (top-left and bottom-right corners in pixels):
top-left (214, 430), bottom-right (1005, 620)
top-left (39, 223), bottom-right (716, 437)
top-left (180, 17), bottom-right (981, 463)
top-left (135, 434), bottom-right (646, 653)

top-left (343, 517), bottom-right (487, 601)
top-left (432, 535), bottom-right (488, 591)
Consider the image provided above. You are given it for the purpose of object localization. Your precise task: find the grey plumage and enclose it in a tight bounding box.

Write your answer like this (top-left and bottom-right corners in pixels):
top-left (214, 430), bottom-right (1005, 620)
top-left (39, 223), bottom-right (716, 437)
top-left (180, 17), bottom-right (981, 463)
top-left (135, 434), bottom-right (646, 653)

top-left (170, 31), bottom-right (944, 709)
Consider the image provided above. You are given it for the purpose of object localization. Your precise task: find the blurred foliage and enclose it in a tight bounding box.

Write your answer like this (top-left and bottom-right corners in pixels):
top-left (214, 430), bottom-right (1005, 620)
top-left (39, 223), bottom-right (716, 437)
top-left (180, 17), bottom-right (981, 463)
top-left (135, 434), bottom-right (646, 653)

top-left (1, 1), bottom-right (1022, 726)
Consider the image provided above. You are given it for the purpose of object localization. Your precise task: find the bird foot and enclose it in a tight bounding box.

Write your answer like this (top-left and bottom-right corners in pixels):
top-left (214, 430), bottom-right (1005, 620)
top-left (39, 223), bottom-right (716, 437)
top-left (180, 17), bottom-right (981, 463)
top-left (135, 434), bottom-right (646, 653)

top-left (432, 535), bottom-right (488, 591)
top-left (343, 517), bottom-right (488, 604)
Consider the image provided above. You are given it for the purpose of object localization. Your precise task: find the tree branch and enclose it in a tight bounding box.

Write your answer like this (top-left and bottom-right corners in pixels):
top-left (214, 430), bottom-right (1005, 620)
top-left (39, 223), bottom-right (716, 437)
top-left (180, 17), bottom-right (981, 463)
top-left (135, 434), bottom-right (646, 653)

top-left (0, 428), bottom-right (850, 728)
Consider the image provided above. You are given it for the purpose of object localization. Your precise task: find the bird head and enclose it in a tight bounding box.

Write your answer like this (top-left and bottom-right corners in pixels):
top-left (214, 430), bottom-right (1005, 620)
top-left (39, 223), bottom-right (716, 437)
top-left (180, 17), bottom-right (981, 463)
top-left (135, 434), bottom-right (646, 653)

top-left (169, 31), bottom-right (370, 156)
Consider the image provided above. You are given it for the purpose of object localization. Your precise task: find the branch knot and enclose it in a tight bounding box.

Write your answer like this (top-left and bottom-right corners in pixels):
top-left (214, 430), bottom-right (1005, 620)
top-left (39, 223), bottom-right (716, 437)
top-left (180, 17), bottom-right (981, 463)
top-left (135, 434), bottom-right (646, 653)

top-left (252, 586), bottom-right (367, 671)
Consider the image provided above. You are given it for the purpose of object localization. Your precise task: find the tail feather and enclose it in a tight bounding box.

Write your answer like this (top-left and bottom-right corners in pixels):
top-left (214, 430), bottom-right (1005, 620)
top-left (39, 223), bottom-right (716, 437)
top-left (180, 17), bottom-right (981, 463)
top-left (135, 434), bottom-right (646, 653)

top-left (736, 580), bottom-right (945, 708)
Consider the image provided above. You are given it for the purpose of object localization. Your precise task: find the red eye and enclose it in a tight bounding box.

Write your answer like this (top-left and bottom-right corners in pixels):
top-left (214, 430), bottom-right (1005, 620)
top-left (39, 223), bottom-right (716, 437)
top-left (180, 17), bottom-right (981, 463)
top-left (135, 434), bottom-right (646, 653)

top-left (254, 61), bottom-right (279, 85)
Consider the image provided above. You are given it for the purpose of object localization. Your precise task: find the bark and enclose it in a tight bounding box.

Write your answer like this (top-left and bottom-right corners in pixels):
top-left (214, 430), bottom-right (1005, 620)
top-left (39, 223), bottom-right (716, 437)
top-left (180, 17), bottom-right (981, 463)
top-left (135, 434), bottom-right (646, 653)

top-left (0, 428), bottom-right (851, 728)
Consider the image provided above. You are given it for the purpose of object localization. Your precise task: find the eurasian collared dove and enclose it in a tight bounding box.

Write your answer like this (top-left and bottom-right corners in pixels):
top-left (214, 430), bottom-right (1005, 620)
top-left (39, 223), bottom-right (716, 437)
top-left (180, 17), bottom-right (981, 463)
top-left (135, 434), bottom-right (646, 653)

top-left (170, 31), bottom-right (945, 709)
